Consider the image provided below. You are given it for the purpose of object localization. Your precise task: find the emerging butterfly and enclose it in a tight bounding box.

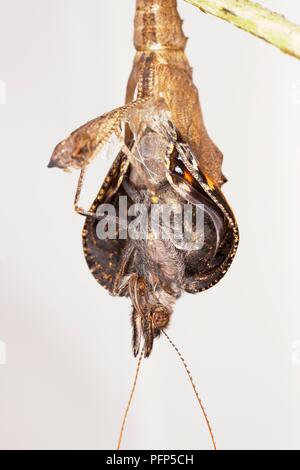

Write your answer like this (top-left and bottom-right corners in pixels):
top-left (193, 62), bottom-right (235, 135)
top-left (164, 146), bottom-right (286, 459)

top-left (48, 0), bottom-right (239, 358)
top-left (48, 0), bottom-right (239, 450)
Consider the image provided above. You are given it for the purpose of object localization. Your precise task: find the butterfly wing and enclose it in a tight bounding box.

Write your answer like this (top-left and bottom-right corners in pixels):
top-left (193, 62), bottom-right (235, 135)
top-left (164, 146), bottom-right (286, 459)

top-left (82, 149), bottom-right (133, 294)
top-left (165, 137), bottom-right (239, 293)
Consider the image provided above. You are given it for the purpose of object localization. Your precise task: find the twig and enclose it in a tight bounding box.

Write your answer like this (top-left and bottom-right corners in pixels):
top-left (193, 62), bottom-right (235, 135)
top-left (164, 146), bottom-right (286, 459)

top-left (185, 0), bottom-right (300, 60)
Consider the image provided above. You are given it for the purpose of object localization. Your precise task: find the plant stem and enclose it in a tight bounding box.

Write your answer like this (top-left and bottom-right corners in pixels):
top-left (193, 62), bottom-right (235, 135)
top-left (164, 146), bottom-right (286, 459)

top-left (185, 0), bottom-right (300, 60)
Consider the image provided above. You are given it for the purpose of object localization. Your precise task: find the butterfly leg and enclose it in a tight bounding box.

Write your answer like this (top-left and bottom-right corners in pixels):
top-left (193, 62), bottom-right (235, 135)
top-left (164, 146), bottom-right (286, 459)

top-left (74, 169), bottom-right (102, 219)
top-left (112, 242), bottom-right (136, 296)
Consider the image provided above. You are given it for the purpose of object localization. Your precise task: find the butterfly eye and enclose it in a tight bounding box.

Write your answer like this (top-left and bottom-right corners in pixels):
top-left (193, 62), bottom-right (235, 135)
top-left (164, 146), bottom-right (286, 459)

top-left (151, 305), bottom-right (170, 329)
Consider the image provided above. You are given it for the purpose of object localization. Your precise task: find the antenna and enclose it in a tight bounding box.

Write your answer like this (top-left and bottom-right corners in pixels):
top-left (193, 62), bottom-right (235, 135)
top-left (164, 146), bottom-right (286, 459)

top-left (162, 330), bottom-right (217, 450)
top-left (117, 346), bottom-right (145, 450)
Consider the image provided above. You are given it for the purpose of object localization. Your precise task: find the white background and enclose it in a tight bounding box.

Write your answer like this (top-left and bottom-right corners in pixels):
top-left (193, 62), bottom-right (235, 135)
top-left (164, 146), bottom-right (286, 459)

top-left (0, 0), bottom-right (299, 450)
